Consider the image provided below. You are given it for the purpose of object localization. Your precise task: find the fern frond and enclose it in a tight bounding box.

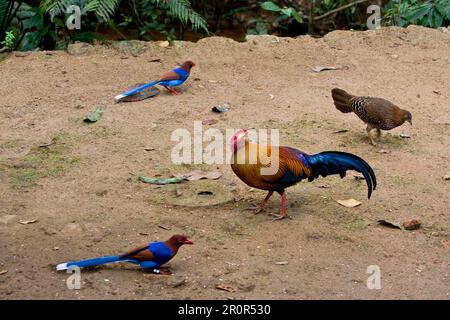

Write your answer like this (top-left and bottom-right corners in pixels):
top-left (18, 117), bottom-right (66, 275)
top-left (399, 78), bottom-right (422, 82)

top-left (157, 0), bottom-right (208, 32)
top-left (84, 0), bottom-right (121, 22)
top-left (41, 0), bottom-right (73, 19)
top-left (42, 0), bottom-right (121, 22)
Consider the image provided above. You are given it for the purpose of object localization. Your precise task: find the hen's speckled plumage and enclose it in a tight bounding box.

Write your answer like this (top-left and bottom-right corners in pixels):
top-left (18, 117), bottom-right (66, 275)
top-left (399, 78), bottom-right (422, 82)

top-left (331, 88), bottom-right (412, 145)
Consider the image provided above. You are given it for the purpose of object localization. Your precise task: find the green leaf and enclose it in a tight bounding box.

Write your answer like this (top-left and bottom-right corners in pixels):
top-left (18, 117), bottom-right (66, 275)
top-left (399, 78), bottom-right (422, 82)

top-left (432, 10), bottom-right (444, 27)
top-left (406, 3), bottom-right (431, 22)
top-left (83, 107), bottom-right (103, 123)
top-left (436, 0), bottom-right (450, 19)
top-left (138, 175), bottom-right (187, 184)
top-left (280, 7), bottom-right (293, 17)
top-left (261, 1), bottom-right (281, 12)
top-left (291, 9), bottom-right (303, 23)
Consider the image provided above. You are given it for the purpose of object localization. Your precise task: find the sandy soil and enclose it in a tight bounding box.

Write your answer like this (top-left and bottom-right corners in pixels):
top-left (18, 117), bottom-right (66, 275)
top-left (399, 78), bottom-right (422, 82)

top-left (0, 25), bottom-right (449, 300)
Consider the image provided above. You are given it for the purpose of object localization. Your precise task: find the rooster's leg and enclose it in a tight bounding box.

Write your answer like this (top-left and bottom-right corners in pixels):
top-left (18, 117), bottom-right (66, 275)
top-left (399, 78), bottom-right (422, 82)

top-left (271, 192), bottom-right (288, 221)
top-left (244, 191), bottom-right (273, 214)
top-left (256, 191), bottom-right (274, 214)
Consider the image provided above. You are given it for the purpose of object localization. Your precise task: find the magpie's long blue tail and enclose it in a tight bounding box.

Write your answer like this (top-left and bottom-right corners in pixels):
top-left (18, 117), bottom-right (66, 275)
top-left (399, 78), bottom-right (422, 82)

top-left (56, 255), bottom-right (122, 271)
top-left (305, 151), bottom-right (377, 198)
top-left (114, 80), bottom-right (160, 101)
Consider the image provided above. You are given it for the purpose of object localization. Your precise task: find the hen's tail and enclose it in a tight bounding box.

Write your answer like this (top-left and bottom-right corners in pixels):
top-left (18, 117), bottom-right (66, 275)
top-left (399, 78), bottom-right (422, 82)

top-left (56, 255), bottom-right (122, 271)
top-left (331, 88), bottom-right (354, 113)
top-left (306, 151), bottom-right (377, 198)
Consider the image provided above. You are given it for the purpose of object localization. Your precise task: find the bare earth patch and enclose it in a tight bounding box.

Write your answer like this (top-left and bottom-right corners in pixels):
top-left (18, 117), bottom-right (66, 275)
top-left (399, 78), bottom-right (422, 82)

top-left (0, 26), bottom-right (449, 299)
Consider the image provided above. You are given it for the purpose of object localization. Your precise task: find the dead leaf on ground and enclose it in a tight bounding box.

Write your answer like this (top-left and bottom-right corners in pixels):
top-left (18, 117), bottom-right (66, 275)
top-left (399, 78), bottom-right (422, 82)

top-left (202, 118), bottom-right (218, 126)
top-left (183, 170), bottom-right (222, 181)
top-left (19, 218), bottom-right (38, 225)
top-left (378, 149), bottom-right (390, 154)
top-left (333, 129), bottom-right (348, 133)
top-left (378, 219), bottom-right (403, 230)
top-left (336, 199), bottom-right (361, 208)
top-left (443, 175), bottom-right (450, 181)
top-left (138, 176), bottom-right (186, 185)
top-left (312, 66), bottom-right (338, 72)
top-left (275, 261), bottom-right (289, 265)
top-left (144, 147), bottom-right (155, 151)
top-left (149, 58), bottom-right (161, 63)
top-left (39, 139), bottom-right (55, 148)
top-left (215, 283), bottom-right (236, 292)
top-left (0, 270), bottom-right (7, 275)
top-left (399, 134), bottom-right (411, 138)
top-left (15, 52), bottom-right (31, 58)
top-left (158, 225), bottom-right (171, 230)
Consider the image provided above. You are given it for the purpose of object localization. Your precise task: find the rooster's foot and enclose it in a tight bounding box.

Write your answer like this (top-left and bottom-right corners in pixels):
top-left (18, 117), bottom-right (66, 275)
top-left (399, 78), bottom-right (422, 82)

top-left (243, 205), bottom-right (265, 214)
top-left (270, 213), bottom-right (290, 221)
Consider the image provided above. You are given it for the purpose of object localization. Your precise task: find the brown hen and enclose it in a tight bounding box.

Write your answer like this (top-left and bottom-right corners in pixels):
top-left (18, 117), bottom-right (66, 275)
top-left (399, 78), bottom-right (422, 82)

top-left (331, 88), bottom-right (412, 145)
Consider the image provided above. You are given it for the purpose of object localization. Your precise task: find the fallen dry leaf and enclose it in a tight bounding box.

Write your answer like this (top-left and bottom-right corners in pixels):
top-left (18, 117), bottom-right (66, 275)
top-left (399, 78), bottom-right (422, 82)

top-left (378, 149), bottom-right (390, 154)
top-left (19, 218), bottom-right (38, 225)
top-left (378, 219), bottom-right (403, 230)
top-left (202, 118), bottom-right (218, 126)
top-left (0, 270), bottom-right (7, 275)
top-left (312, 66), bottom-right (337, 72)
top-left (215, 283), bottom-right (236, 292)
top-left (333, 129), bottom-right (348, 134)
top-left (275, 261), bottom-right (289, 265)
top-left (183, 170), bottom-right (222, 181)
top-left (443, 175), bottom-right (450, 181)
top-left (399, 133), bottom-right (411, 138)
top-left (336, 199), bottom-right (361, 208)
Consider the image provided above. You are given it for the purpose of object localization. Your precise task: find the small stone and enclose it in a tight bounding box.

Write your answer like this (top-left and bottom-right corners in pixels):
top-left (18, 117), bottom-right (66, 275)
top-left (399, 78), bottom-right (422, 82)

top-left (402, 219), bottom-right (421, 230)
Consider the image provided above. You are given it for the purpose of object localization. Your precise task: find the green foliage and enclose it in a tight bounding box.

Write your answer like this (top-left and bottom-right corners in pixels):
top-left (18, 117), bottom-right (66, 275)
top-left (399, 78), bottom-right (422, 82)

top-left (41, 0), bottom-right (121, 22)
top-left (261, 1), bottom-right (302, 23)
top-left (248, 1), bottom-right (302, 35)
top-left (384, 0), bottom-right (450, 28)
top-left (1, 29), bottom-right (16, 48)
top-left (159, 0), bottom-right (208, 32)
top-left (119, 0), bottom-right (207, 41)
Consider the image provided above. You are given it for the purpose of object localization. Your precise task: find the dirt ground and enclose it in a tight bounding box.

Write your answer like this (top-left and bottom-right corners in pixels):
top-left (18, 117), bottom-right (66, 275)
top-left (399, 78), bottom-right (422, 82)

top-left (0, 25), bottom-right (449, 300)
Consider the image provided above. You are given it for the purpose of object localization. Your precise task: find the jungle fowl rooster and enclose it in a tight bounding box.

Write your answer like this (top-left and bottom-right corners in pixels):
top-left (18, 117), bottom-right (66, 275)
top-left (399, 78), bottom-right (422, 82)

top-left (331, 88), bottom-right (412, 146)
top-left (230, 129), bottom-right (377, 220)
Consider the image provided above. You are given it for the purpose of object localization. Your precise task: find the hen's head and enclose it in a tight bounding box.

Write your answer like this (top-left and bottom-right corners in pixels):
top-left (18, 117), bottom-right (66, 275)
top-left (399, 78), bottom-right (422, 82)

top-left (230, 129), bottom-right (248, 153)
